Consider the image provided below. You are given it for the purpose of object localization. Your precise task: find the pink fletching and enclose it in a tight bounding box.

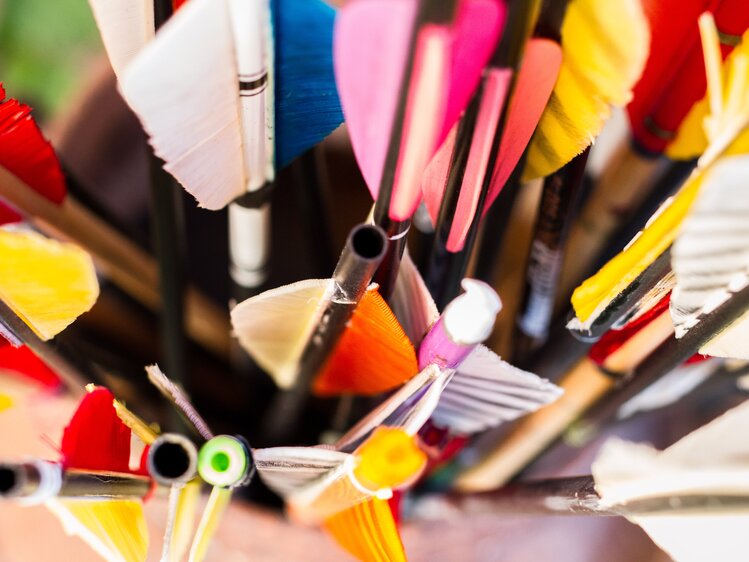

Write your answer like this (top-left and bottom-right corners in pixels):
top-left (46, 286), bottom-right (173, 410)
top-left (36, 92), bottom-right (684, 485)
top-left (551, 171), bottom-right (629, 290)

top-left (486, 39), bottom-right (562, 213)
top-left (334, 0), bottom-right (417, 200)
top-left (335, 0), bottom-right (505, 211)
top-left (439, 0), bottom-right (506, 143)
top-left (447, 68), bottom-right (511, 251)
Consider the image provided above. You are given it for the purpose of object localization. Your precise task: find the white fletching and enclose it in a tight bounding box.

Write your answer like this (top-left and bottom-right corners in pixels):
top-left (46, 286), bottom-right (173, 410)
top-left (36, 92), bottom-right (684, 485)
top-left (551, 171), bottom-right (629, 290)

top-left (593, 399), bottom-right (749, 562)
top-left (120, 0), bottom-right (246, 209)
top-left (671, 155), bottom-right (749, 359)
top-left (254, 446), bottom-right (351, 498)
top-left (432, 345), bottom-right (563, 435)
top-left (88, 0), bottom-right (154, 79)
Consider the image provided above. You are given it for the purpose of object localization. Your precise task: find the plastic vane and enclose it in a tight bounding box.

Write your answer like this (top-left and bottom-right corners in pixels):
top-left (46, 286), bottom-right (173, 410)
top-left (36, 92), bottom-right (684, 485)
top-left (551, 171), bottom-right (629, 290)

top-left (334, 0), bottom-right (504, 221)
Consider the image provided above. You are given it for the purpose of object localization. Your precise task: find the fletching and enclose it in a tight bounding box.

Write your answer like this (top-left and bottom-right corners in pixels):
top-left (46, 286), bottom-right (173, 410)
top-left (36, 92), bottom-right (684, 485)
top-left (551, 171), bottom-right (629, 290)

top-left (0, 228), bottom-right (99, 341)
top-left (313, 288), bottom-right (418, 396)
top-left (421, 38), bottom-right (562, 239)
top-left (231, 279), bottom-right (331, 389)
top-left (671, 155), bottom-right (749, 358)
top-left (323, 499), bottom-right (406, 562)
top-left (49, 388), bottom-right (149, 562)
top-left (274, 0), bottom-right (343, 168)
top-left (391, 251), bottom-right (439, 346)
top-left (120, 0), bottom-right (245, 209)
top-left (668, 27), bottom-right (749, 160)
top-left (0, 344), bottom-right (61, 389)
top-left (522, 0), bottom-right (649, 181)
top-left (569, 175), bottom-right (702, 332)
top-left (629, 0), bottom-right (749, 154)
top-left (188, 486), bottom-right (232, 562)
top-left (46, 499), bottom-right (149, 562)
top-left (61, 388), bottom-right (135, 473)
top-left (118, 0), bottom-right (342, 209)
top-left (0, 85), bottom-right (66, 204)
top-left (0, 200), bottom-right (22, 225)
top-left (87, 0), bottom-right (154, 78)
top-left (488, 39), bottom-right (561, 207)
top-left (431, 345), bottom-right (563, 435)
top-left (592, 399), bottom-right (749, 562)
top-left (254, 447), bottom-right (351, 498)
top-left (334, 0), bottom-right (504, 216)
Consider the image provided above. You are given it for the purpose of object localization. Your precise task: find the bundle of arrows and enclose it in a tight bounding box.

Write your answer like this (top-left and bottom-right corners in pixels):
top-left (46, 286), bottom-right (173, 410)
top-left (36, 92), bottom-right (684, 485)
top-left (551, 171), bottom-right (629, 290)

top-left (2, 0), bottom-right (749, 560)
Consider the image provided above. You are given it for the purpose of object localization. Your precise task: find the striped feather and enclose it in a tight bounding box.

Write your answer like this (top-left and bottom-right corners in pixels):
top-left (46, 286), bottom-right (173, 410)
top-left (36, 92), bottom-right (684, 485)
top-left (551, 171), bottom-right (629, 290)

top-left (523, 0), bottom-right (649, 180)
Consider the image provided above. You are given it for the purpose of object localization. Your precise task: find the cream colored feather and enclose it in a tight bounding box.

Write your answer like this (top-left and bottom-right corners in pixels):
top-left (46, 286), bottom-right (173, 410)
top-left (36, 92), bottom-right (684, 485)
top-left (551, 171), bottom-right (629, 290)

top-left (230, 279), bottom-right (332, 388)
top-left (87, 0), bottom-right (154, 79)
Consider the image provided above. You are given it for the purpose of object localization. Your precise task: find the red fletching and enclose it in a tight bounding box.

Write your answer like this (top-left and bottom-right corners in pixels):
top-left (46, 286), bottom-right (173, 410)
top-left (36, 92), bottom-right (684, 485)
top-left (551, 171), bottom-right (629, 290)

top-left (60, 387), bottom-right (136, 473)
top-left (0, 200), bottom-right (22, 225)
top-left (628, 0), bottom-right (749, 153)
top-left (0, 85), bottom-right (66, 203)
top-left (0, 344), bottom-right (61, 389)
top-left (172, 0), bottom-right (188, 10)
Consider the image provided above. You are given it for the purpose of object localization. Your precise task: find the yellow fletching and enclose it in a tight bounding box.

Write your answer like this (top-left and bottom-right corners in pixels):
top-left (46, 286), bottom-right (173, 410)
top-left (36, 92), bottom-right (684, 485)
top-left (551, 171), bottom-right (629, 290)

top-left (572, 171), bottom-right (703, 323)
top-left (522, 0), bottom-right (649, 181)
top-left (323, 499), bottom-right (407, 562)
top-left (667, 27), bottom-right (749, 160)
top-left (169, 482), bottom-right (201, 562)
top-left (666, 97), bottom-right (709, 160)
top-left (0, 228), bottom-right (99, 340)
top-left (188, 486), bottom-right (232, 562)
top-left (47, 499), bottom-right (148, 562)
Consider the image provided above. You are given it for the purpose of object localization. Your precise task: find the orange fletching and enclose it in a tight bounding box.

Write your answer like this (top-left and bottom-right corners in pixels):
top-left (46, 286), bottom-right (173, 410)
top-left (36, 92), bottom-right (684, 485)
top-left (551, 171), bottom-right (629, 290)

top-left (313, 289), bottom-right (418, 396)
top-left (323, 498), bottom-right (406, 562)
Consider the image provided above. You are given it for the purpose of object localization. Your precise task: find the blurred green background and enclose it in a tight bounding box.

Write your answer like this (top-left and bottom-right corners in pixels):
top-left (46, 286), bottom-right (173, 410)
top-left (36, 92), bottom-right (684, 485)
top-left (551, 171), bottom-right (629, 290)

top-left (0, 0), bottom-right (102, 120)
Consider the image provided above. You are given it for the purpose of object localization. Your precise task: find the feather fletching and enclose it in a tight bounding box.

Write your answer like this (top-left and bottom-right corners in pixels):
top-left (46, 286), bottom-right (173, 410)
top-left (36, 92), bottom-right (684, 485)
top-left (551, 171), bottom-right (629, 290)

top-left (593, 400), bottom-right (749, 562)
top-left (0, 85), bottom-right (66, 203)
top-left (523, 0), bottom-right (649, 181)
top-left (0, 228), bottom-right (99, 340)
top-left (313, 289), bottom-right (418, 396)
